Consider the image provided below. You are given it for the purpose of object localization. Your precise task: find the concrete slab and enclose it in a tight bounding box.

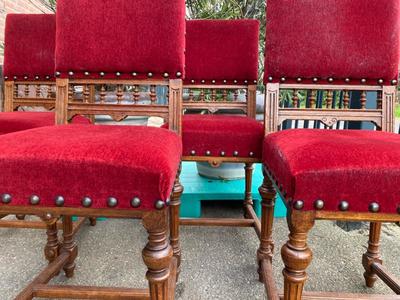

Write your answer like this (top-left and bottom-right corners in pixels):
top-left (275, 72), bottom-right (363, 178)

top-left (0, 202), bottom-right (399, 299)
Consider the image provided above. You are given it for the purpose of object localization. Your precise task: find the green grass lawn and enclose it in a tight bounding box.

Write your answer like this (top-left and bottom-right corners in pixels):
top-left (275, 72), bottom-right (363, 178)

top-left (396, 104), bottom-right (400, 118)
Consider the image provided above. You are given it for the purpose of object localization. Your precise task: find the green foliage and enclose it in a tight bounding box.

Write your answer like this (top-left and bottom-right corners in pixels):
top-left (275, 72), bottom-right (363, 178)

top-left (187, 0), bottom-right (266, 91)
top-left (38, 0), bottom-right (57, 12)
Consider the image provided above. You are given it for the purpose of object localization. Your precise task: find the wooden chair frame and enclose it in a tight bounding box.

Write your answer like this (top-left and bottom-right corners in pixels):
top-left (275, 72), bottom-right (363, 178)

top-left (0, 76), bottom-right (184, 299)
top-left (259, 83), bottom-right (400, 299)
top-left (180, 83), bottom-right (262, 235)
top-left (4, 80), bottom-right (57, 112)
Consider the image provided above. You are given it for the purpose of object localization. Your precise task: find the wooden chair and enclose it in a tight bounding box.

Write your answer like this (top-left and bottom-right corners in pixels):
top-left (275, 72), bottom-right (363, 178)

top-left (179, 20), bottom-right (264, 233)
top-left (258, 1), bottom-right (400, 299)
top-left (0, 0), bottom-right (185, 298)
top-left (1, 13), bottom-right (91, 231)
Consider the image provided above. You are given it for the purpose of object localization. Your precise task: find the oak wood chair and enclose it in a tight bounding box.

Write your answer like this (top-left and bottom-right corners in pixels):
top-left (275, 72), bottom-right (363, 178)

top-left (1, 13), bottom-right (92, 232)
top-left (0, 0), bottom-right (185, 298)
top-left (179, 20), bottom-right (264, 234)
top-left (258, 1), bottom-right (400, 299)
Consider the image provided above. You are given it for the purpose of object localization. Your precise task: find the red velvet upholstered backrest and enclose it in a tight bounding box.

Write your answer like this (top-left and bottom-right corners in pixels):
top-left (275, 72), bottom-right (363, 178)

top-left (186, 19), bottom-right (259, 85)
top-left (3, 14), bottom-right (56, 81)
top-left (55, 0), bottom-right (186, 80)
top-left (264, 0), bottom-right (400, 85)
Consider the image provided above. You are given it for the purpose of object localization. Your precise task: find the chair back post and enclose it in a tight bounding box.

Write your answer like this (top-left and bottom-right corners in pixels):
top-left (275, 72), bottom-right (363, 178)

top-left (3, 81), bottom-right (14, 112)
top-left (246, 84), bottom-right (257, 119)
top-left (382, 85), bottom-right (396, 133)
top-left (168, 79), bottom-right (183, 135)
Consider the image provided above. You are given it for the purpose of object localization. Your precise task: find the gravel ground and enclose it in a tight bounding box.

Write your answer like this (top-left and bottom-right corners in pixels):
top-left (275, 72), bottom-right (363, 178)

top-left (1, 201), bottom-right (399, 300)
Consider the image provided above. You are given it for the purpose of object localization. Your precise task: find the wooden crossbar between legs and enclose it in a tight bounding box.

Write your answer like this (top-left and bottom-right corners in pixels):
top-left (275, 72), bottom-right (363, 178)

top-left (279, 291), bottom-right (400, 300)
top-left (0, 217), bottom-right (88, 230)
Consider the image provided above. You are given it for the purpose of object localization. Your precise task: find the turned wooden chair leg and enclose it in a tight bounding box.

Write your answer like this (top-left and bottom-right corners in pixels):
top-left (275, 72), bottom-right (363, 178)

top-left (362, 222), bottom-right (383, 288)
top-left (281, 210), bottom-right (314, 300)
top-left (44, 220), bottom-right (60, 264)
top-left (89, 217), bottom-right (97, 226)
top-left (61, 216), bottom-right (78, 278)
top-left (244, 163), bottom-right (254, 218)
top-left (142, 209), bottom-right (174, 300)
top-left (257, 167), bottom-right (276, 283)
top-left (170, 164), bottom-right (183, 280)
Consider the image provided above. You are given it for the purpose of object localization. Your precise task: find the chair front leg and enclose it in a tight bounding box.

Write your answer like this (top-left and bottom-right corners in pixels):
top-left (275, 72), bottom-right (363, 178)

top-left (362, 222), bottom-right (383, 287)
top-left (43, 219), bottom-right (60, 264)
top-left (281, 210), bottom-right (314, 300)
top-left (170, 164), bottom-right (183, 280)
top-left (142, 209), bottom-right (174, 300)
top-left (244, 163), bottom-right (254, 218)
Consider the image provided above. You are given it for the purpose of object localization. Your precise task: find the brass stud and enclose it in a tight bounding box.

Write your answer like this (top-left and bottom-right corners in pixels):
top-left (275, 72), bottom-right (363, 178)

top-left (328, 77), bottom-right (334, 83)
top-left (100, 72), bottom-right (105, 77)
top-left (13, 76), bottom-right (17, 80)
top-left (253, 80), bottom-right (257, 84)
top-left (132, 72), bottom-right (138, 77)
top-left (314, 199), bottom-right (324, 210)
top-left (1, 194), bottom-right (11, 204)
top-left (201, 80), bottom-right (205, 84)
top-left (30, 195), bottom-right (40, 205)
top-left (107, 197), bottom-right (118, 208)
top-left (378, 79), bottom-right (384, 84)
top-left (55, 196), bottom-right (64, 207)
top-left (313, 77), bottom-right (318, 82)
top-left (223, 80), bottom-right (227, 84)
top-left (35, 76), bottom-right (39, 80)
top-left (155, 200), bottom-right (165, 210)
top-left (205, 151), bottom-right (211, 156)
top-left (392, 79), bottom-right (398, 85)
top-left (280, 77), bottom-right (286, 82)
top-left (82, 197), bottom-right (92, 208)
top-left (4, 76), bottom-right (8, 80)
top-left (293, 200), bottom-right (304, 210)
top-left (220, 151), bottom-right (226, 157)
top-left (24, 76), bottom-right (28, 80)
top-left (233, 80), bottom-right (238, 84)
top-left (244, 80), bottom-right (248, 84)
top-left (249, 152), bottom-right (254, 157)
top-left (361, 78), bottom-right (367, 84)
top-left (191, 80), bottom-right (195, 84)
top-left (345, 78), bottom-right (350, 83)
top-left (233, 151), bottom-right (239, 157)
top-left (116, 72), bottom-right (121, 77)
top-left (296, 77), bottom-right (302, 82)
top-left (212, 80), bottom-right (216, 84)
top-left (339, 200), bottom-right (349, 211)
top-left (166, 198), bottom-right (171, 206)
top-left (84, 71), bottom-right (90, 76)
top-left (55, 72), bottom-right (61, 77)
top-left (176, 72), bottom-right (182, 78)
top-left (45, 75), bottom-right (50, 80)
top-left (190, 150), bottom-right (196, 156)
top-left (268, 76), bottom-right (273, 82)
top-left (148, 72), bottom-right (153, 78)
top-left (131, 197), bottom-right (141, 208)
top-left (68, 71), bottom-right (74, 76)
top-left (163, 73), bottom-right (169, 78)
top-left (369, 202), bottom-right (380, 213)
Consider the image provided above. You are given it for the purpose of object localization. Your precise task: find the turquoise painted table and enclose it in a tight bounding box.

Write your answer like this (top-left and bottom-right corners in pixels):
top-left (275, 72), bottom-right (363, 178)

top-left (180, 162), bottom-right (287, 218)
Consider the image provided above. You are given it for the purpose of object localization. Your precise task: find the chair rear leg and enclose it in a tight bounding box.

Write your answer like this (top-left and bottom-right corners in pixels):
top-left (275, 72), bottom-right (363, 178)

top-left (244, 163), bottom-right (254, 218)
top-left (61, 216), bottom-right (78, 278)
top-left (363, 222), bottom-right (383, 288)
top-left (142, 209), bottom-right (174, 300)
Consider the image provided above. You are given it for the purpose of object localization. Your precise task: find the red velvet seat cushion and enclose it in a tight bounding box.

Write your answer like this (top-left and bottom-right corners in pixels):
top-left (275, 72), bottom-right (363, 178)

top-left (0, 112), bottom-right (89, 135)
top-left (263, 129), bottom-right (400, 214)
top-left (182, 115), bottom-right (264, 158)
top-left (4, 14), bottom-right (56, 80)
top-left (185, 20), bottom-right (259, 85)
top-left (0, 125), bottom-right (181, 210)
top-left (264, 0), bottom-right (400, 84)
top-left (55, 0), bottom-right (185, 80)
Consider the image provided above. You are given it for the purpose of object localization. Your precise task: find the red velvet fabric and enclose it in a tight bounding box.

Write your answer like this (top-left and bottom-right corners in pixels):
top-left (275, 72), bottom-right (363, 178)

top-left (3, 14), bottom-right (56, 80)
top-left (264, 0), bottom-right (400, 84)
top-left (185, 20), bottom-right (259, 85)
top-left (181, 114), bottom-right (264, 158)
top-left (0, 112), bottom-right (89, 135)
top-left (55, 0), bottom-right (186, 80)
top-left (263, 129), bottom-right (400, 214)
top-left (0, 125), bottom-right (181, 210)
